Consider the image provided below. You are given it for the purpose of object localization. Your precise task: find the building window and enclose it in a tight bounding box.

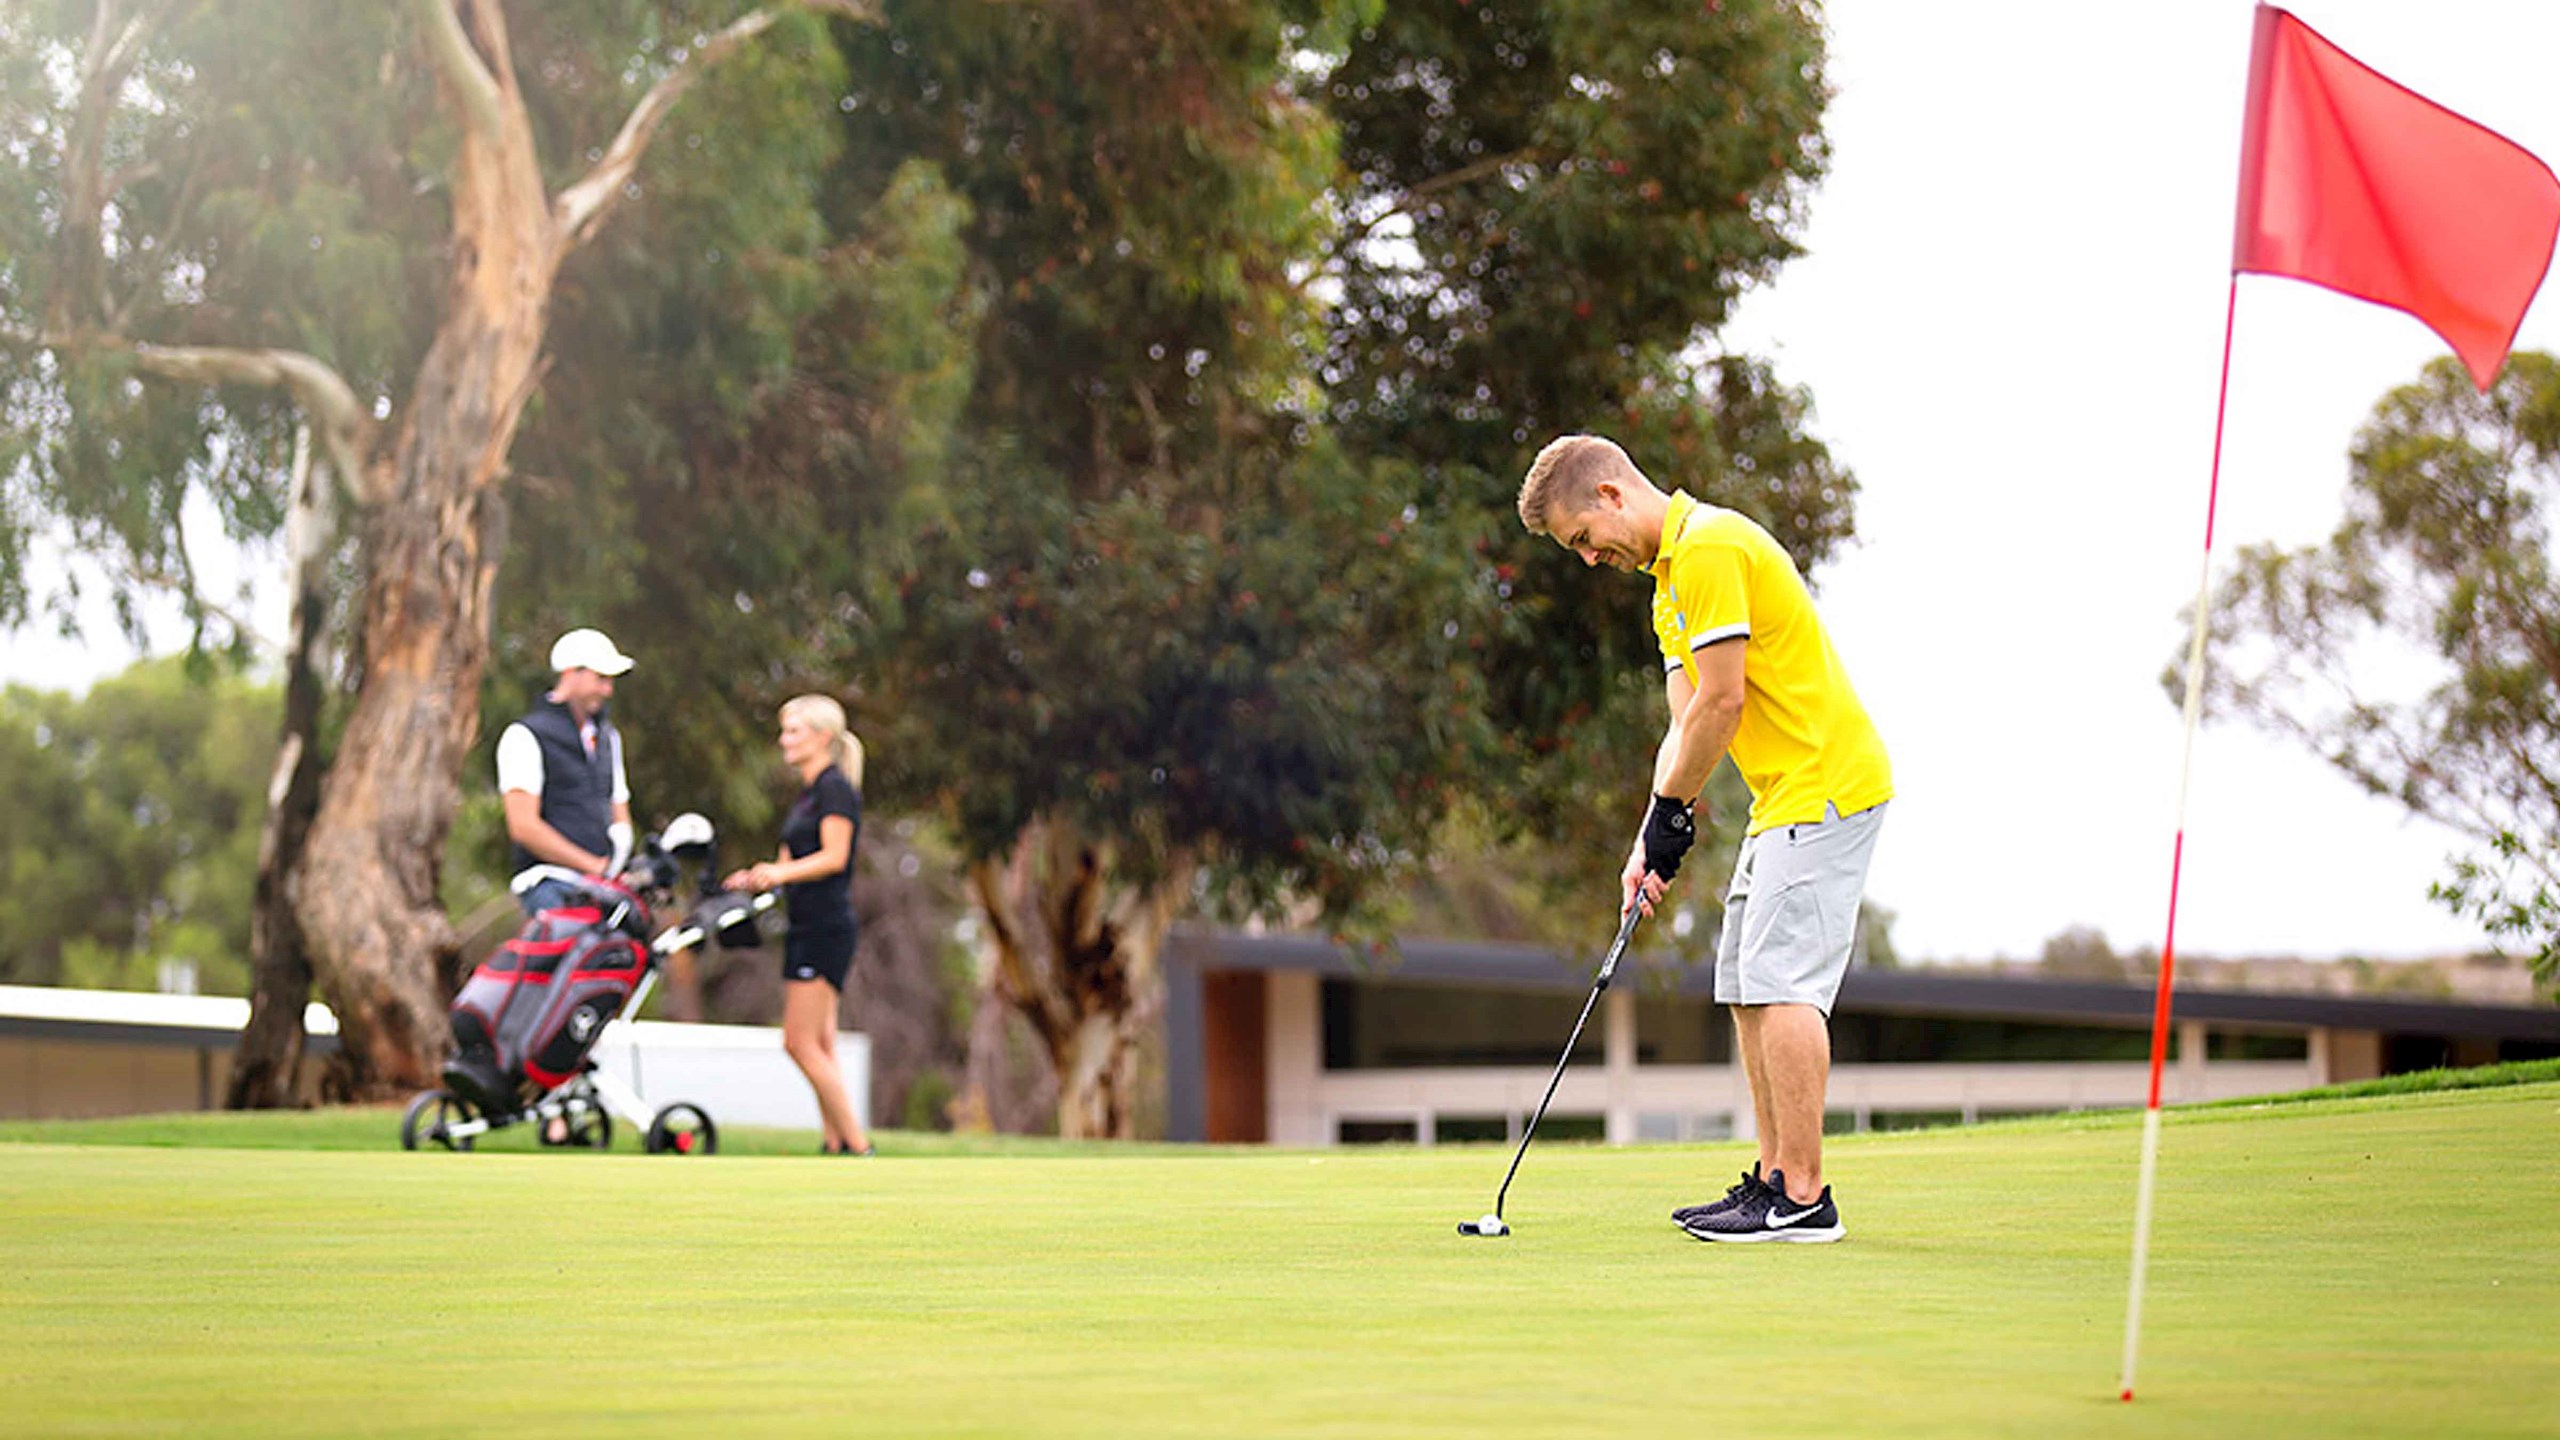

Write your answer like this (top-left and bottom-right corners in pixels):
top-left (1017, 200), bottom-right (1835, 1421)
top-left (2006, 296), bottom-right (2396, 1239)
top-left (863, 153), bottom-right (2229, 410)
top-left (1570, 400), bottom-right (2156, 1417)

top-left (1829, 1013), bottom-right (2156, 1063)
top-left (1322, 979), bottom-right (1600, 1070)
top-left (2206, 1029), bottom-right (2310, 1060)
top-left (1336, 1118), bottom-right (1418, 1144)
top-left (1631, 994), bottom-right (1735, 1064)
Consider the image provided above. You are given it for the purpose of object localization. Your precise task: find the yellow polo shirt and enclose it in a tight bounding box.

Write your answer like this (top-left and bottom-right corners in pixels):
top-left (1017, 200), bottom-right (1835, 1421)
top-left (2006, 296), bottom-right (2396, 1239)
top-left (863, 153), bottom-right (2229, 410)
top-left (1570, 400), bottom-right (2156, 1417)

top-left (1650, 491), bottom-right (1892, 834)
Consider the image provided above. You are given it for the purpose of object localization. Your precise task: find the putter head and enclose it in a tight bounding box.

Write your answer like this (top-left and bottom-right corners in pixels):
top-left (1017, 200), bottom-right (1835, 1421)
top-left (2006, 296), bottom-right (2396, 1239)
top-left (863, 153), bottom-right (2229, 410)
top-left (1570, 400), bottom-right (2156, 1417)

top-left (1456, 1213), bottom-right (1509, 1237)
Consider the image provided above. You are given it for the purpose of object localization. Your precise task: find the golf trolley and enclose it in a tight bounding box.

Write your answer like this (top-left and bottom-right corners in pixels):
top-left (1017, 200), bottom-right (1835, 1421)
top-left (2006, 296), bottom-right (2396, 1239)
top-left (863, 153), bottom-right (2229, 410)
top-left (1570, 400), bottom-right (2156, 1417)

top-left (400, 813), bottom-right (772, 1156)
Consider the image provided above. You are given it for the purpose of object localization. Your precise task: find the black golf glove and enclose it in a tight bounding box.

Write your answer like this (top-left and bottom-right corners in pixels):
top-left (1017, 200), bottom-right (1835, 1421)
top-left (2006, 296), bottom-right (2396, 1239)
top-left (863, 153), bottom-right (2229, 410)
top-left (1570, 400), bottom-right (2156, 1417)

top-left (1641, 793), bottom-right (1696, 883)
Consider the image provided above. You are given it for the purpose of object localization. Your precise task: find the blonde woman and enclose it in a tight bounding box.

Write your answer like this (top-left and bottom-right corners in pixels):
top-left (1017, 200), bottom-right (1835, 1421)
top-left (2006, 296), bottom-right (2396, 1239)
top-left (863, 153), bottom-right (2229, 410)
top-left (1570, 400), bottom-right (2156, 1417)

top-left (724, 695), bottom-right (873, 1156)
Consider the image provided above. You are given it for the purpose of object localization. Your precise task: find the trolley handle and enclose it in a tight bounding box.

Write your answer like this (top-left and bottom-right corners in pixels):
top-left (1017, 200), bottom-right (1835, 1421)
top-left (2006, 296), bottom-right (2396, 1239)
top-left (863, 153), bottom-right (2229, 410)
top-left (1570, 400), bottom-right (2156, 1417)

top-left (653, 889), bottom-right (777, 954)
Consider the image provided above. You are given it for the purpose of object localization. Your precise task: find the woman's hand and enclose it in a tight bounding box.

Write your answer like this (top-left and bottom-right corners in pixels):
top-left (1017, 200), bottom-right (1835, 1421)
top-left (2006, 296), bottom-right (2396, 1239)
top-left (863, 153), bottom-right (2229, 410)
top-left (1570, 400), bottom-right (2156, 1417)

top-left (724, 863), bottom-right (783, 893)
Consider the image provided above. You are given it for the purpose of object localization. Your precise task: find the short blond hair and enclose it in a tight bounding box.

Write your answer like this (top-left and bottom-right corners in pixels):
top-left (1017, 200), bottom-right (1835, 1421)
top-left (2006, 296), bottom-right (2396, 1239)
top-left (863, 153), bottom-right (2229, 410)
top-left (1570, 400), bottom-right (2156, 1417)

top-left (1516, 435), bottom-right (1633, 536)
top-left (782, 693), bottom-right (865, 787)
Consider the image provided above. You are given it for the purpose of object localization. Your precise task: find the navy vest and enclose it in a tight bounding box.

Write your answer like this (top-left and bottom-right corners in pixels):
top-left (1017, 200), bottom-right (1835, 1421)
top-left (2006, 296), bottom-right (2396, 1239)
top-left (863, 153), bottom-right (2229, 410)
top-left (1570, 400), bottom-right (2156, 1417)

top-left (508, 696), bottom-right (620, 877)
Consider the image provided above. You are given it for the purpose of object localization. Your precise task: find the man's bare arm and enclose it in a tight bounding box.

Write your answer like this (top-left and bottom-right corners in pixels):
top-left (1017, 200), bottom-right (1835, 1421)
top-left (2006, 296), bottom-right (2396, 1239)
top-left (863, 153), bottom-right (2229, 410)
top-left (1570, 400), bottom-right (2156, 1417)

top-left (1658, 638), bottom-right (1746, 801)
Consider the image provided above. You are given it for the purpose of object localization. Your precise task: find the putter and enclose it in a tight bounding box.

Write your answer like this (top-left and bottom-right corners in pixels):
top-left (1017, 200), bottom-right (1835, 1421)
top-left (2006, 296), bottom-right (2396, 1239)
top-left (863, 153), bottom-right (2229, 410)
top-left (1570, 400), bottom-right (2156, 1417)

top-left (1457, 901), bottom-right (1645, 1238)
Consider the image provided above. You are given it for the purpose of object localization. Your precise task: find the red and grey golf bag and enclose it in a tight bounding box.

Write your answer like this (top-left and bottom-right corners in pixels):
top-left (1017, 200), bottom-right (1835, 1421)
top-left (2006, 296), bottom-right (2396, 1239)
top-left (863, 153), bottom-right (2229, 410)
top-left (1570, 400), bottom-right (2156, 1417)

top-left (442, 882), bottom-right (654, 1117)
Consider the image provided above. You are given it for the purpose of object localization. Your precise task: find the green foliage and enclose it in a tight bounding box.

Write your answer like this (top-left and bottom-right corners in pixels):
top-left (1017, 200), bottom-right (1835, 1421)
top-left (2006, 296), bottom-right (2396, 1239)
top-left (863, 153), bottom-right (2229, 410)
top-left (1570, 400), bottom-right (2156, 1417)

top-left (0, 657), bottom-right (276, 994)
top-left (879, 440), bottom-right (1499, 922)
top-left (1322, 0), bottom-right (1831, 448)
top-left (830, 0), bottom-right (1353, 488)
top-left (2194, 353), bottom-right (2560, 993)
top-left (2430, 831), bottom-right (2559, 988)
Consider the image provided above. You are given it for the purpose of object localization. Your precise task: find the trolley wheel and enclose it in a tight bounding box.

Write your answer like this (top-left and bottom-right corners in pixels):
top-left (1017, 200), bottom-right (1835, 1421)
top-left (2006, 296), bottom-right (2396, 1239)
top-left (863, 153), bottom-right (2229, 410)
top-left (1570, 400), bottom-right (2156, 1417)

top-left (400, 1089), bottom-right (476, 1152)
top-left (644, 1102), bottom-right (717, 1156)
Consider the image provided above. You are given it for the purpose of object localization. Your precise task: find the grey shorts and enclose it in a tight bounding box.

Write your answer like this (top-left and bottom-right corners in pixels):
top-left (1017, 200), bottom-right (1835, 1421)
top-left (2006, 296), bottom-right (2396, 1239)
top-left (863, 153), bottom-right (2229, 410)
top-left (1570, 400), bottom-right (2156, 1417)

top-left (1714, 801), bottom-right (1887, 1014)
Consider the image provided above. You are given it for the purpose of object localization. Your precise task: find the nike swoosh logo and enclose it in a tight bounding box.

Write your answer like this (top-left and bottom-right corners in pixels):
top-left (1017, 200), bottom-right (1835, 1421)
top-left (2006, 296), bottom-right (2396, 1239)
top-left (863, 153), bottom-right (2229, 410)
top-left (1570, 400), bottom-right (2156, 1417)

top-left (1766, 1203), bottom-right (1827, 1229)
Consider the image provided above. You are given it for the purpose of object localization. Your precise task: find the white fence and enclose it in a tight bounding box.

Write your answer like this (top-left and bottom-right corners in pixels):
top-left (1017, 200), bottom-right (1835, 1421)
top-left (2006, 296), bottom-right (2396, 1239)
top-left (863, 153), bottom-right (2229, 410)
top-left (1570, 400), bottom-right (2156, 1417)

top-left (594, 1019), bottom-right (869, 1131)
top-left (0, 984), bottom-right (867, 1131)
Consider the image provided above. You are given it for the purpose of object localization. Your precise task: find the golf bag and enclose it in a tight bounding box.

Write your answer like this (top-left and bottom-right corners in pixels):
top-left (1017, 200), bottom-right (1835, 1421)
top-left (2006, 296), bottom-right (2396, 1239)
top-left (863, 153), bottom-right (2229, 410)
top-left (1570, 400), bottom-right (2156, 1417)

top-left (443, 882), bottom-right (654, 1116)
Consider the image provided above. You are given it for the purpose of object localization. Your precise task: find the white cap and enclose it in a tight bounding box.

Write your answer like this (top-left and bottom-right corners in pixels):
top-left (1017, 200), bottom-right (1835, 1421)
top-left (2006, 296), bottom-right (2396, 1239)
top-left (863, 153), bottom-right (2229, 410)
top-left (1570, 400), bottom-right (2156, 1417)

top-left (549, 627), bottom-right (634, 677)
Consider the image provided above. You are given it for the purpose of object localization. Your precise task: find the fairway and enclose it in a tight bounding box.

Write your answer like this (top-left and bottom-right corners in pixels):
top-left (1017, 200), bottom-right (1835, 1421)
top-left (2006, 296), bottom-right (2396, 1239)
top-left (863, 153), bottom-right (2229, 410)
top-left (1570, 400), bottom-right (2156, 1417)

top-left (3, 1085), bottom-right (2555, 1439)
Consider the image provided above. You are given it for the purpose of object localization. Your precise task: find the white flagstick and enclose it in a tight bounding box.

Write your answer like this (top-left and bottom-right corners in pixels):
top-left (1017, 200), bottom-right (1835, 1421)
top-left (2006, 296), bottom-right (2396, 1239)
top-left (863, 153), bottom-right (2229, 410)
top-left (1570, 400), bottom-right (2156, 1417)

top-left (2122, 273), bottom-right (2240, 1402)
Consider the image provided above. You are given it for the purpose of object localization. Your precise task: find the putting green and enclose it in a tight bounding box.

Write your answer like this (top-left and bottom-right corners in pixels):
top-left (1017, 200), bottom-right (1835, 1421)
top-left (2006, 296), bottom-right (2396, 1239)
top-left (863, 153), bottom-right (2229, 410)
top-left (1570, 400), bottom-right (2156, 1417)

top-left (2, 1084), bottom-right (2554, 1437)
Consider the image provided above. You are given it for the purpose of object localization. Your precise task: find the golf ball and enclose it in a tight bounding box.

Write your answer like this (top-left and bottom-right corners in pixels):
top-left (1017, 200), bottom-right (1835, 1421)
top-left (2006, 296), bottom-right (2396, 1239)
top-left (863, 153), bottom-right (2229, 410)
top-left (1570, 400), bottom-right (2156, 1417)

top-left (1478, 1213), bottom-right (1506, 1234)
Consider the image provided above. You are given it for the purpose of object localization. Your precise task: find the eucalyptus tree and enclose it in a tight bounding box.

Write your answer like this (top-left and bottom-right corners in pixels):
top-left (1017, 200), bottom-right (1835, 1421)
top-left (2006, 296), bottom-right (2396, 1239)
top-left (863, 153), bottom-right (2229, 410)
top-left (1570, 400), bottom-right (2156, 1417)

top-left (2196, 353), bottom-right (2560, 990)
top-left (0, 0), bottom-right (872, 1099)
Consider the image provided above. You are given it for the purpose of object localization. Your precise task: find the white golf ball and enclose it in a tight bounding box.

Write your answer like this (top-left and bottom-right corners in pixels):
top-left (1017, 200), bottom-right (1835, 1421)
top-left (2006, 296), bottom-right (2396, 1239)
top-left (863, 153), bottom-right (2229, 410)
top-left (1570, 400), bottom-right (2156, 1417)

top-left (1478, 1213), bottom-right (1506, 1234)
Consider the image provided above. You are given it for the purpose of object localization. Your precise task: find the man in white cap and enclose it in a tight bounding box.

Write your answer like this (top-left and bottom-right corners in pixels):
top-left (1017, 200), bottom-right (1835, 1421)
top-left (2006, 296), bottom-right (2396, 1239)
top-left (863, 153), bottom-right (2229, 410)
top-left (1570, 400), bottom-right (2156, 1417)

top-left (496, 628), bottom-right (637, 916)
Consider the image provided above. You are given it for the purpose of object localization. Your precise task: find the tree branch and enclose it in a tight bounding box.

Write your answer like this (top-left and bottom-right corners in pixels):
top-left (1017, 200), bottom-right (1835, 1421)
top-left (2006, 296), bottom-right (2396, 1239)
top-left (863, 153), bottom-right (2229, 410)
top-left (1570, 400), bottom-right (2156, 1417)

top-left (408, 0), bottom-right (506, 144)
top-left (1332, 147), bottom-right (1544, 257)
top-left (55, 0), bottom-right (167, 334)
top-left (96, 0), bottom-right (174, 77)
top-left (1, 322), bottom-right (378, 502)
top-left (550, 0), bottom-right (882, 253)
top-left (89, 336), bottom-right (383, 506)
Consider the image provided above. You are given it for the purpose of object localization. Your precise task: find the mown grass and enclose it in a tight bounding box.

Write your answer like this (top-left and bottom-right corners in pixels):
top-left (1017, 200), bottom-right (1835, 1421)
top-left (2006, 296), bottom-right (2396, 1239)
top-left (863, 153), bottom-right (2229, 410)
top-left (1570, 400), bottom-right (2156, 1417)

top-left (0, 1104), bottom-right (1181, 1157)
top-left (2, 1078), bottom-right (2554, 1437)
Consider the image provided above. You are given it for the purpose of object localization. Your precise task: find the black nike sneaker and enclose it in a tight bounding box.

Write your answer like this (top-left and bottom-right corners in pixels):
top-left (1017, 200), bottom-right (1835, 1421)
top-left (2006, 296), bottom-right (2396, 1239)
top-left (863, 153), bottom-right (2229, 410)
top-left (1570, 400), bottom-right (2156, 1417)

top-left (1682, 1168), bottom-right (1843, 1244)
top-left (1670, 1165), bottom-right (1765, 1225)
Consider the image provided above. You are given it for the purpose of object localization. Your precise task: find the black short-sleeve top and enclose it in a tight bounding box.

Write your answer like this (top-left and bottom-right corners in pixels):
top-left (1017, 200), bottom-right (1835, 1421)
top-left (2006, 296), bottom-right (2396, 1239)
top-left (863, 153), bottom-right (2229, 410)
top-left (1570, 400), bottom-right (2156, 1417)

top-left (780, 764), bottom-right (860, 931)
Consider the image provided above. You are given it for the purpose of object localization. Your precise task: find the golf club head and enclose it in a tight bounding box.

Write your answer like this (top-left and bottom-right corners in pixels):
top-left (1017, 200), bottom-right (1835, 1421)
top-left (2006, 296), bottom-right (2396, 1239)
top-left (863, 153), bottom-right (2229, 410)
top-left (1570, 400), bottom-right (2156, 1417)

top-left (658, 811), bottom-right (716, 859)
top-left (1456, 1213), bottom-right (1509, 1238)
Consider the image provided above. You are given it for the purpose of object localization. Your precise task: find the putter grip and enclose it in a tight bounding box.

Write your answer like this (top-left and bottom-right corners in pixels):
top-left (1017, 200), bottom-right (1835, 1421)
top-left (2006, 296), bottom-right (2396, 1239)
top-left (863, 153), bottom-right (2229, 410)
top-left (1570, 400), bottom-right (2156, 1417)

top-left (1596, 903), bottom-right (1642, 985)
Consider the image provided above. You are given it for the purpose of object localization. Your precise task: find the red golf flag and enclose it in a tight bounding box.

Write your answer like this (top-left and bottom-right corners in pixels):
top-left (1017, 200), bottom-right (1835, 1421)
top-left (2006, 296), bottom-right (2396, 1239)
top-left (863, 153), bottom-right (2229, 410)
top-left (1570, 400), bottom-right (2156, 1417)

top-left (2234, 5), bottom-right (2560, 391)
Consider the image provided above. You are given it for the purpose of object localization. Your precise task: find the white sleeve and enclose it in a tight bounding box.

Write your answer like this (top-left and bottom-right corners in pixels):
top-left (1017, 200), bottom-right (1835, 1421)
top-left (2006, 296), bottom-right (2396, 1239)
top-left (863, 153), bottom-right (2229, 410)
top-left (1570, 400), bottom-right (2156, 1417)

top-left (611, 730), bottom-right (631, 805)
top-left (495, 723), bottom-right (545, 796)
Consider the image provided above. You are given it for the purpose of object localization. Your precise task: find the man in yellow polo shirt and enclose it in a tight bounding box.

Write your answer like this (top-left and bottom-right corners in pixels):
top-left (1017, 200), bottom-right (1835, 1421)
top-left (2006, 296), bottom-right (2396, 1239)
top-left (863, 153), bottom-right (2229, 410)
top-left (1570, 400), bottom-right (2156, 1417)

top-left (1517, 433), bottom-right (1890, 1244)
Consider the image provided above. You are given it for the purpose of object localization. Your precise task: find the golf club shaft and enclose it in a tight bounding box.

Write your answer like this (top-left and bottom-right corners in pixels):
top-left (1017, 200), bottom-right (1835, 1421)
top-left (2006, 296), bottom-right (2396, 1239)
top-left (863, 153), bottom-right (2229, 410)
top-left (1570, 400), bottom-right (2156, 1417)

top-left (1491, 902), bottom-right (1644, 1219)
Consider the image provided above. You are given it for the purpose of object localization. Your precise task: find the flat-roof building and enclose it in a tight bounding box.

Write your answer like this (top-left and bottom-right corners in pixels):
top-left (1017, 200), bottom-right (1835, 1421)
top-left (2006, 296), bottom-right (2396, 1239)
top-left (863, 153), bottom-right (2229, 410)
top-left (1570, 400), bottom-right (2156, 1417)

top-left (1162, 931), bottom-right (2560, 1146)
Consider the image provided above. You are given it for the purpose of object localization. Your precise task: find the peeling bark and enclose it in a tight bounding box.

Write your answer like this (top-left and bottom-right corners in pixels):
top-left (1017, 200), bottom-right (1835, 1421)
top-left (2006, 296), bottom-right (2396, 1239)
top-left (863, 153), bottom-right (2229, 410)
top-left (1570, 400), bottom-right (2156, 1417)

top-left (969, 817), bottom-right (1189, 1139)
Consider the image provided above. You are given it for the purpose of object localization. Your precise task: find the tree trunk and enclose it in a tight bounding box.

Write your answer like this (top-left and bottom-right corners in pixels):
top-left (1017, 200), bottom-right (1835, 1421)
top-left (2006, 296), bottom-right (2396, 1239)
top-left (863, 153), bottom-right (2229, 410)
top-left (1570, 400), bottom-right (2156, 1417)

top-left (228, 428), bottom-right (334, 1108)
top-left (968, 818), bottom-right (1189, 1139)
top-left (291, 18), bottom-right (559, 1100)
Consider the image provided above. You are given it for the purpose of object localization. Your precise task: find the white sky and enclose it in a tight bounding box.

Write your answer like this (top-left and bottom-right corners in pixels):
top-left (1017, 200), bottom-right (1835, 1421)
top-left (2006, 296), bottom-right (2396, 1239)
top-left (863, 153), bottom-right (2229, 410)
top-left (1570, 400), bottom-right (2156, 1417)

top-left (1718, 0), bottom-right (2560, 961)
top-left (6, 1), bottom-right (2551, 964)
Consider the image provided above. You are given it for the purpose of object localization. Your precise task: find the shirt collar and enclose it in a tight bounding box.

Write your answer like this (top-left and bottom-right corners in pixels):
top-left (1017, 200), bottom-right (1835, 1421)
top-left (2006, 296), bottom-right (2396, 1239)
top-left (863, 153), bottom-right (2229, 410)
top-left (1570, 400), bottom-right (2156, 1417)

top-left (1649, 491), bottom-right (1701, 579)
